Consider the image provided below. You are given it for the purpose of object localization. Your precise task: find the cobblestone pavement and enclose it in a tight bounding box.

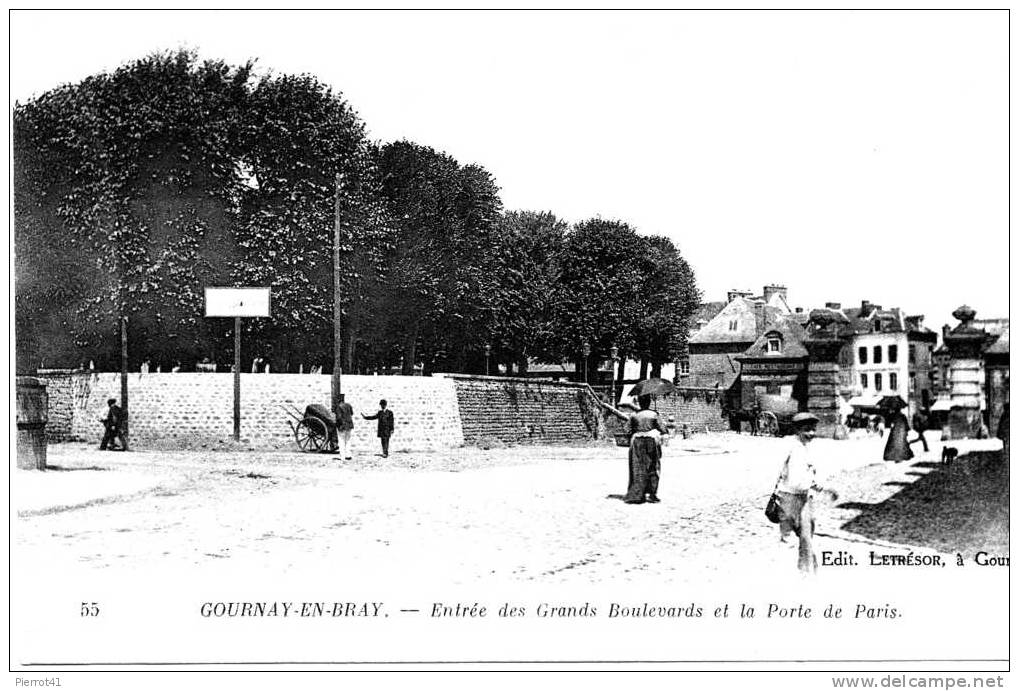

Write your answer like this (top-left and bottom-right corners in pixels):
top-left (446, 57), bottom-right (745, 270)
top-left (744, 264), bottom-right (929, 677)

top-left (14, 432), bottom-right (974, 587)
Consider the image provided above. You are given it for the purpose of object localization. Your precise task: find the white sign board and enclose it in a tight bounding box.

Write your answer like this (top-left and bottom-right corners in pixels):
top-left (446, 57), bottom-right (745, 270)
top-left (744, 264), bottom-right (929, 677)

top-left (204, 287), bottom-right (271, 318)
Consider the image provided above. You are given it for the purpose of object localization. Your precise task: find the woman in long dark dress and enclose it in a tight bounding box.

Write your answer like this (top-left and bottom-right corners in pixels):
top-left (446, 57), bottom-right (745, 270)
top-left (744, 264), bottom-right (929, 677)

top-left (883, 406), bottom-right (914, 462)
top-left (624, 395), bottom-right (669, 504)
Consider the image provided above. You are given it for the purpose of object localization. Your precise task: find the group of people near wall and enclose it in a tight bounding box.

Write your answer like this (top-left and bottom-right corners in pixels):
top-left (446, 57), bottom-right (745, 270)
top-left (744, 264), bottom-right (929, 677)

top-left (322, 395), bottom-right (395, 460)
top-left (95, 394), bottom-right (395, 459)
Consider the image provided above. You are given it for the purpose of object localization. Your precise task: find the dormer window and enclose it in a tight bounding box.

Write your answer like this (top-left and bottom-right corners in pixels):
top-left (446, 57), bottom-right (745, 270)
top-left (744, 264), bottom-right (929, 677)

top-left (874, 320), bottom-right (883, 332)
top-left (767, 336), bottom-right (782, 353)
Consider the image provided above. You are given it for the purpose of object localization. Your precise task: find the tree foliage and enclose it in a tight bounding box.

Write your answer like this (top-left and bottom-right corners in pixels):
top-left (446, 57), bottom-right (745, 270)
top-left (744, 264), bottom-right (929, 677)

top-left (372, 141), bottom-right (502, 374)
top-left (14, 51), bottom-right (700, 380)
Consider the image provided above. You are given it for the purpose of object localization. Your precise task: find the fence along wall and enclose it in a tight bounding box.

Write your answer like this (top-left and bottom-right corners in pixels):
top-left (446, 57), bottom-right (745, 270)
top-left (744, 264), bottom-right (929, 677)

top-left (43, 372), bottom-right (464, 452)
top-left (442, 374), bottom-right (602, 445)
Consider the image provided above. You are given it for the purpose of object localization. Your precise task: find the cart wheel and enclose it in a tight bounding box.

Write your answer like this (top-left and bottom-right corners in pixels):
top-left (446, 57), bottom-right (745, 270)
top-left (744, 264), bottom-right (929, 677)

top-left (296, 417), bottom-right (329, 452)
top-left (757, 411), bottom-right (780, 437)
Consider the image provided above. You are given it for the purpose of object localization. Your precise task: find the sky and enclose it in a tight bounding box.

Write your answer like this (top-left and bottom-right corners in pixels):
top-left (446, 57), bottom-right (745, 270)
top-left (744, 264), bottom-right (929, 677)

top-left (9, 9), bottom-right (1010, 332)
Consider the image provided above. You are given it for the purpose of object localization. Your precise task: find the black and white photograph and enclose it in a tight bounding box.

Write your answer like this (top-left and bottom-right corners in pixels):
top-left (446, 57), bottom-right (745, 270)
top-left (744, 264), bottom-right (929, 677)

top-left (9, 8), bottom-right (1010, 682)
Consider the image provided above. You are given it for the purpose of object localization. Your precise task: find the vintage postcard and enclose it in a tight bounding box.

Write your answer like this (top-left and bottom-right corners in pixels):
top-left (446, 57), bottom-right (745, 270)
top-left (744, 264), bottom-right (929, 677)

top-left (9, 8), bottom-right (1010, 681)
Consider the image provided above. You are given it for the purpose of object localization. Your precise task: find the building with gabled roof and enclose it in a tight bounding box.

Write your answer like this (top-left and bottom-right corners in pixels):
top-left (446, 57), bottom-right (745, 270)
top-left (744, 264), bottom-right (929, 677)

top-left (735, 312), bottom-right (810, 412)
top-left (833, 300), bottom-right (937, 418)
top-left (680, 284), bottom-right (799, 419)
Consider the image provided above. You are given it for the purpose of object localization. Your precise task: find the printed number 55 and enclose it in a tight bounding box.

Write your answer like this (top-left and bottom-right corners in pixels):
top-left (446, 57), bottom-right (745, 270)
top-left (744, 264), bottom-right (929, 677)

top-left (81, 602), bottom-right (99, 617)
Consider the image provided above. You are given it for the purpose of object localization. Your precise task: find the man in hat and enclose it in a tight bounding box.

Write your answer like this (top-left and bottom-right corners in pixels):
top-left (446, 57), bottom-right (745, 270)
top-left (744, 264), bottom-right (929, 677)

top-left (773, 412), bottom-right (836, 574)
top-left (98, 398), bottom-right (127, 451)
top-left (334, 393), bottom-right (355, 459)
top-left (361, 400), bottom-right (395, 457)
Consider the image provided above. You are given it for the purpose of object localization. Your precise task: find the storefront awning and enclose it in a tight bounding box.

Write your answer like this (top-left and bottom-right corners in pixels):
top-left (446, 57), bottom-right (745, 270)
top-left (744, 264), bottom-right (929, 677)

top-left (848, 395), bottom-right (882, 408)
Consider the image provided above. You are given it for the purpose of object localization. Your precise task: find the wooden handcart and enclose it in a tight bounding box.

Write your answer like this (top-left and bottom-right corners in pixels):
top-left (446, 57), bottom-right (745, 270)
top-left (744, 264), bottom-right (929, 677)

top-left (281, 403), bottom-right (337, 452)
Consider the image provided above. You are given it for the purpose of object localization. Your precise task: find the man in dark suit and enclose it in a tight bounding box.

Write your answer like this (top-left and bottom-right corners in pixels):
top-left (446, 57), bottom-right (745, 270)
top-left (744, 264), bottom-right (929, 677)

top-left (98, 398), bottom-right (127, 451)
top-left (361, 399), bottom-right (395, 457)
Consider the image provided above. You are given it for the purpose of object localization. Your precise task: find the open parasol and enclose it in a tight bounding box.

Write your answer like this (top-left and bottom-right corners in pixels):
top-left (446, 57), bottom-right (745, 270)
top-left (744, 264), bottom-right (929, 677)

top-left (628, 378), bottom-right (676, 398)
top-left (877, 395), bottom-right (907, 411)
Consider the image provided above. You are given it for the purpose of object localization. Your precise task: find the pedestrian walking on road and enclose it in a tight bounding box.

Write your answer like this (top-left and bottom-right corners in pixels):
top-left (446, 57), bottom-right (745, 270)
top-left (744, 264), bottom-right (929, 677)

top-left (98, 398), bottom-right (127, 451)
top-left (335, 394), bottom-right (355, 459)
top-left (623, 394), bottom-right (669, 504)
top-left (909, 408), bottom-right (930, 453)
top-left (362, 400), bottom-right (395, 457)
top-left (772, 413), bottom-right (837, 574)
top-left (882, 402), bottom-right (913, 462)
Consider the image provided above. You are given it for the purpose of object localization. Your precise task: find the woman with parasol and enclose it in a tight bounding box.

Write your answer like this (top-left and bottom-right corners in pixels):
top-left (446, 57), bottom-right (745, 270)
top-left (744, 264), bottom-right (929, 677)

top-left (623, 379), bottom-right (674, 504)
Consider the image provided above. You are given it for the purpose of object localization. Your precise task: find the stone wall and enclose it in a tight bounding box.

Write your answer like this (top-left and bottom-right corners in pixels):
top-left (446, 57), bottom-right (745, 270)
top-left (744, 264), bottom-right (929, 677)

top-left (441, 374), bottom-right (602, 445)
top-left (654, 387), bottom-right (729, 433)
top-left (38, 370), bottom-right (82, 443)
top-left (41, 372), bottom-right (464, 452)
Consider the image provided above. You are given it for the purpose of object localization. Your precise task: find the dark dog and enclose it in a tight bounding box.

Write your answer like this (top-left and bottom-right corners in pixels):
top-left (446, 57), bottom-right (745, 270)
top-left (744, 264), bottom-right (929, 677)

top-left (941, 446), bottom-right (959, 467)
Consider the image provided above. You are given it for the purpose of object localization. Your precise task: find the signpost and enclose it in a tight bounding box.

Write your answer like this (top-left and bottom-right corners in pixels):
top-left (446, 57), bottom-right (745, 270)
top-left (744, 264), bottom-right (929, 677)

top-left (205, 287), bottom-right (271, 440)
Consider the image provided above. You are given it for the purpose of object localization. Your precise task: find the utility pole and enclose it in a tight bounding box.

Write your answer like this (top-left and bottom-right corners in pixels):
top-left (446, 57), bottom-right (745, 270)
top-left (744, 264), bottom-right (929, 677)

top-left (332, 173), bottom-right (344, 419)
top-left (233, 316), bottom-right (241, 440)
top-left (120, 315), bottom-right (129, 449)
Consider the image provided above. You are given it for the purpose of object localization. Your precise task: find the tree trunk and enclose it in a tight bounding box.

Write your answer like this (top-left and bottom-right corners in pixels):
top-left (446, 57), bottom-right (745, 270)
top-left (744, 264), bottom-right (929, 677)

top-left (344, 314), bottom-right (358, 373)
top-left (639, 359), bottom-right (649, 380)
top-left (401, 323), bottom-right (419, 376)
top-left (650, 360), bottom-right (662, 378)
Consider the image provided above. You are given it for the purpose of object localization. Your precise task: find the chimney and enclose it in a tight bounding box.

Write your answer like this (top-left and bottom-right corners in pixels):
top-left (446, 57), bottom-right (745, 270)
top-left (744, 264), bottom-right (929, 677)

top-left (754, 303), bottom-right (766, 337)
top-left (942, 324), bottom-right (951, 341)
top-left (861, 300), bottom-right (873, 316)
top-left (795, 307), bottom-right (804, 314)
top-left (825, 302), bottom-right (842, 310)
top-left (906, 314), bottom-right (925, 331)
top-left (727, 288), bottom-right (753, 303)
top-left (763, 284), bottom-right (787, 304)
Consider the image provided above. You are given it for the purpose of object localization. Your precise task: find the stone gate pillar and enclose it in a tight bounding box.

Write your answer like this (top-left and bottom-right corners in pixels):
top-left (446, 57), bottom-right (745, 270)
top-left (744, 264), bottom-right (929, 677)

top-left (944, 305), bottom-right (988, 440)
top-left (804, 310), bottom-right (850, 439)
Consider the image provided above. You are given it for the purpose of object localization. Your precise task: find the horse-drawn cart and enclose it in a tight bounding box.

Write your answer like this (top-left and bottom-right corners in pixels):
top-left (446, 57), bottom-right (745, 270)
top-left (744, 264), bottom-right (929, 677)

top-left (731, 394), bottom-right (801, 436)
top-left (281, 403), bottom-right (337, 452)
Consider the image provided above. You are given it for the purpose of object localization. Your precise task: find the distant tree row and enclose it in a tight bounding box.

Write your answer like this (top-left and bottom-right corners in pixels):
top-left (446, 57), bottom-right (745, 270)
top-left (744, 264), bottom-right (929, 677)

top-left (15, 50), bottom-right (699, 378)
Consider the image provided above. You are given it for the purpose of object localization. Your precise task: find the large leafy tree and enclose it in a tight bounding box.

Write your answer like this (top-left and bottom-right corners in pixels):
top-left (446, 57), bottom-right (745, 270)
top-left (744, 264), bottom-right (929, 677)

top-left (632, 235), bottom-right (700, 377)
top-left (232, 73), bottom-right (390, 372)
top-left (474, 210), bottom-right (567, 373)
top-left (551, 219), bottom-right (650, 375)
top-left (15, 50), bottom-right (254, 370)
top-left (374, 141), bottom-right (502, 374)
top-left (549, 219), bottom-right (699, 381)
top-left (14, 50), bottom-right (384, 373)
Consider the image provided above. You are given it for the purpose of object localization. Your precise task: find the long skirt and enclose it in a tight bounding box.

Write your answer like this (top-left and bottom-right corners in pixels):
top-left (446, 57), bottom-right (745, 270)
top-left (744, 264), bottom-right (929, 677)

top-left (883, 416), bottom-right (914, 462)
top-left (625, 437), bottom-right (661, 502)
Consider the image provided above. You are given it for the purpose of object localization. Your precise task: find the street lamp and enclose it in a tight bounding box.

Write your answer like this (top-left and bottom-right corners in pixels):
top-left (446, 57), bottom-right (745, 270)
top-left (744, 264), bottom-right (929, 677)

top-left (581, 341), bottom-right (591, 384)
top-left (484, 344), bottom-right (491, 376)
top-left (610, 345), bottom-right (619, 404)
